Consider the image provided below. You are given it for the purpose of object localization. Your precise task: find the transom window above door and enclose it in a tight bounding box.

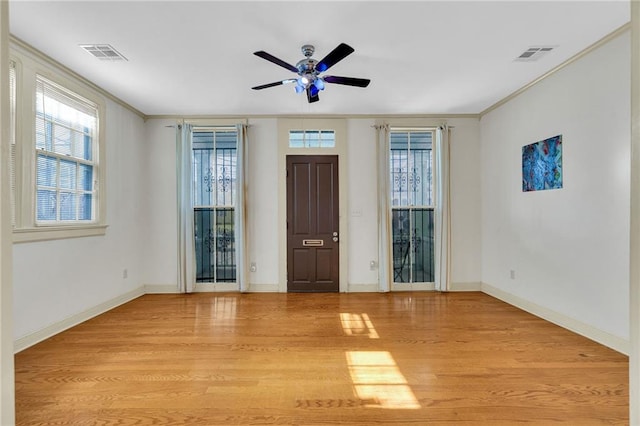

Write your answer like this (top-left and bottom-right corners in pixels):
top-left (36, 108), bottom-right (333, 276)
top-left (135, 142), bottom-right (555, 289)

top-left (289, 129), bottom-right (335, 148)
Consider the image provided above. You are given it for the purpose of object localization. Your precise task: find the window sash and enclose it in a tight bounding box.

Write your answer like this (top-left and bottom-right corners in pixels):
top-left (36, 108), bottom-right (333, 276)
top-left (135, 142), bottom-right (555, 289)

top-left (390, 130), bottom-right (434, 208)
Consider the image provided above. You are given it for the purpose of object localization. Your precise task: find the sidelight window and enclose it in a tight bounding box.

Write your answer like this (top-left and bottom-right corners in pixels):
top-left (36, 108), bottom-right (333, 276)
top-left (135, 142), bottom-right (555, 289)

top-left (390, 130), bottom-right (435, 283)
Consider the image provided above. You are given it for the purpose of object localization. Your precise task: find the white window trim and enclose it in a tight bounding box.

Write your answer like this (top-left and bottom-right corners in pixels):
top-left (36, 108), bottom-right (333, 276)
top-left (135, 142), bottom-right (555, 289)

top-left (10, 48), bottom-right (107, 243)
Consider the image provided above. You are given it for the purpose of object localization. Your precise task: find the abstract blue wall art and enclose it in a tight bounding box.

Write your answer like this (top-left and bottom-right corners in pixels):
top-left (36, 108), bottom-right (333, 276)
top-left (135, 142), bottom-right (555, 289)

top-left (522, 135), bottom-right (563, 192)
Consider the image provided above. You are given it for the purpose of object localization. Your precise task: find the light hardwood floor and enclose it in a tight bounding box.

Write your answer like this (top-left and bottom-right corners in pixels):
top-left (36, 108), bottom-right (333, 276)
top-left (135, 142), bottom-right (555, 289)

top-left (15, 292), bottom-right (628, 425)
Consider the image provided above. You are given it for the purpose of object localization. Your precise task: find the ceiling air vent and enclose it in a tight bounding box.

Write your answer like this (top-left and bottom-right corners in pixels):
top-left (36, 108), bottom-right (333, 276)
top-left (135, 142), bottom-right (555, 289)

top-left (79, 44), bottom-right (128, 61)
top-left (514, 46), bottom-right (556, 62)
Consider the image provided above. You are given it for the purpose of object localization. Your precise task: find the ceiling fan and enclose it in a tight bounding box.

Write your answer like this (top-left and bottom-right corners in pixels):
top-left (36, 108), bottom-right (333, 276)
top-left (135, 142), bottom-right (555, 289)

top-left (251, 43), bottom-right (371, 103)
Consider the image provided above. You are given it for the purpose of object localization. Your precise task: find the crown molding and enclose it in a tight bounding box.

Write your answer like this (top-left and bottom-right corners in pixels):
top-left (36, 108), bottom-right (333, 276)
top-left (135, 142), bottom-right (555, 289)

top-left (144, 113), bottom-right (480, 121)
top-left (480, 22), bottom-right (631, 118)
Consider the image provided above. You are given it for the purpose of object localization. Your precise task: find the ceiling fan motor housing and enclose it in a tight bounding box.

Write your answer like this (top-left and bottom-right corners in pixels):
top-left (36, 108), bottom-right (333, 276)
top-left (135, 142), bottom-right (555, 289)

top-left (301, 44), bottom-right (315, 58)
top-left (296, 58), bottom-right (318, 75)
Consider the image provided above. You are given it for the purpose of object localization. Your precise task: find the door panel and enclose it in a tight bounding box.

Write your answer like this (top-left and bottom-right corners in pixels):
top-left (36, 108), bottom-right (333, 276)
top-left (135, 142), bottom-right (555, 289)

top-left (287, 155), bottom-right (339, 292)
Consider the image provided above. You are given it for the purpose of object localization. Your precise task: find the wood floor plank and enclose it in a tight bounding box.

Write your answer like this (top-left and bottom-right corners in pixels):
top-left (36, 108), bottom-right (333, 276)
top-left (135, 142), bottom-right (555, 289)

top-left (15, 292), bottom-right (628, 425)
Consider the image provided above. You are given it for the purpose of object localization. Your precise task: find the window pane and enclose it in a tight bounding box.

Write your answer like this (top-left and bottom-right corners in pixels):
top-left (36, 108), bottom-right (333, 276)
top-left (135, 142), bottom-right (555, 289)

top-left (289, 130), bottom-right (304, 148)
top-left (390, 153), bottom-right (409, 207)
top-left (215, 147), bottom-right (236, 206)
top-left (411, 209), bottom-right (434, 283)
top-left (36, 190), bottom-right (56, 221)
top-left (306, 130), bottom-right (320, 148)
top-left (37, 155), bottom-right (57, 188)
top-left (73, 131), bottom-right (92, 161)
top-left (53, 123), bottom-right (72, 156)
top-left (409, 132), bottom-right (433, 206)
top-left (59, 159), bottom-right (76, 190)
top-left (216, 208), bottom-right (236, 282)
top-left (59, 192), bottom-right (76, 220)
top-left (392, 209), bottom-right (410, 283)
top-left (79, 164), bottom-right (93, 191)
top-left (321, 130), bottom-right (335, 148)
top-left (35, 117), bottom-right (50, 151)
top-left (192, 131), bottom-right (214, 207)
top-left (79, 194), bottom-right (93, 220)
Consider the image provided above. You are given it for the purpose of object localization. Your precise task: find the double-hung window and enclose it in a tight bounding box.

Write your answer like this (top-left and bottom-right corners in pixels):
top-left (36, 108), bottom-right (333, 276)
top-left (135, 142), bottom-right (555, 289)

top-left (35, 75), bottom-right (98, 224)
top-left (192, 127), bottom-right (237, 282)
top-left (390, 129), bottom-right (435, 283)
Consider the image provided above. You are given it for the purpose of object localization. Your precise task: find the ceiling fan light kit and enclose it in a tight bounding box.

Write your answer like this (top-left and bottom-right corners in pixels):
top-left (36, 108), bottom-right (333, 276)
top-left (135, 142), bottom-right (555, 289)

top-left (252, 43), bottom-right (370, 103)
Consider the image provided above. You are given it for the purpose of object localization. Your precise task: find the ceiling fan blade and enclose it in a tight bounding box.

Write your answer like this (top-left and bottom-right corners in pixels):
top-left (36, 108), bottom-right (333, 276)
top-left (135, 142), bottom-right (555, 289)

top-left (253, 51), bottom-right (299, 73)
top-left (306, 87), bottom-right (320, 103)
top-left (317, 43), bottom-right (355, 72)
top-left (323, 75), bottom-right (371, 87)
top-left (251, 79), bottom-right (297, 90)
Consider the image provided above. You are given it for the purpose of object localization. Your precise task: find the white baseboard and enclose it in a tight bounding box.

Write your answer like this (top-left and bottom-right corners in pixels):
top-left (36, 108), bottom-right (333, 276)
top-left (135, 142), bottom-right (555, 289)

top-left (392, 282), bottom-right (436, 291)
top-left (246, 283), bottom-right (280, 292)
top-left (347, 283), bottom-right (379, 292)
top-left (193, 282), bottom-right (239, 292)
top-left (144, 283), bottom-right (179, 294)
top-left (14, 286), bottom-right (145, 353)
top-left (481, 282), bottom-right (630, 355)
top-left (450, 282), bottom-right (482, 291)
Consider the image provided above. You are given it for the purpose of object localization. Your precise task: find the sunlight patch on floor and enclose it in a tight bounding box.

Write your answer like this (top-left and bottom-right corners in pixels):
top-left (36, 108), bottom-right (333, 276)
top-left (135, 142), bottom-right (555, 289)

top-left (340, 313), bottom-right (379, 338)
top-left (346, 351), bottom-right (421, 409)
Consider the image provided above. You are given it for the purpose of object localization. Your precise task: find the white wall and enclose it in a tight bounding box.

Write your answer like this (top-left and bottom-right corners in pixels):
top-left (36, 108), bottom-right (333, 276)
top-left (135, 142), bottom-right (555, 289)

top-left (142, 116), bottom-right (482, 292)
top-left (246, 118), bottom-right (279, 288)
top-left (347, 119), bottom-right (378, 287)
top-left (141, 119), bottom-right (178, 289)
top-left (13, 99), bottom-right (146, 342)
top-left (480, 32), bottom-right (631, 343)
top-left (448, 118), bottom-right (482, 286)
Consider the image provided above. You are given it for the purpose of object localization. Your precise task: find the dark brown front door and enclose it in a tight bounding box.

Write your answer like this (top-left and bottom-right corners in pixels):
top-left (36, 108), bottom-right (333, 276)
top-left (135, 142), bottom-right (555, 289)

top-left (287, 155), bottom-right (339, 292)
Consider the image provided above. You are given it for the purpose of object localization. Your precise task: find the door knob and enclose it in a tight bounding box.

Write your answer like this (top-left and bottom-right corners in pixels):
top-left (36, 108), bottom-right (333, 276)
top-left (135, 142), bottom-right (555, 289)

top-left (333, 236), bottom-right (339, 242)
top-left (333, 231), bottom-right (338, 237)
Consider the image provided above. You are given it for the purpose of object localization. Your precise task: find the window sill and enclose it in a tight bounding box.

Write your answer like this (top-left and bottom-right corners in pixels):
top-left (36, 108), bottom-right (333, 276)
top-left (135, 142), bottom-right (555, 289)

top-left (13, 224), bottom-right (108, 243)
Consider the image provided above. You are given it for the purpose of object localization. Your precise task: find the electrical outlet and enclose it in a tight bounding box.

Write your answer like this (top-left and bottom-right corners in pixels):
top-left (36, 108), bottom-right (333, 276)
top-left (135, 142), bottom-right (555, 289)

top-left (510, 270), bottom-right (515, 280)
top-left (123, 269), bottom-right (128, 279)
top-left (370, 260), bottom-right (378, 270)
top-left (250, 262), bottom-right (257, 273)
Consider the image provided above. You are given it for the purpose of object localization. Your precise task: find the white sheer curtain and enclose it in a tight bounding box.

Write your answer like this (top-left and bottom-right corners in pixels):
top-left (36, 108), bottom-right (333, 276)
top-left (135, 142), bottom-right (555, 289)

top-left (376, 124), bottom-right (391, 292)
top-left (434, 125), bottom-right (451, 291)
top-left (177, 123), bottom-right (195, 293)
top-left (235, 124), bottom-right (249, 292)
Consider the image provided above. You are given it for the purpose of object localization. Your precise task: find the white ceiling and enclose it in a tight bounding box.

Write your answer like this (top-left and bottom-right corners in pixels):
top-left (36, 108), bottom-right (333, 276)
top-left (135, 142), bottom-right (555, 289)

top-left (8, 1), bottom-right (630, 116)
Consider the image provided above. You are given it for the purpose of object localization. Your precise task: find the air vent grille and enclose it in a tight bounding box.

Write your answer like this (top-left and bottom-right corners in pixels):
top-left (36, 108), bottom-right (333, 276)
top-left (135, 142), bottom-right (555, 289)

top-left (80, 44), bottom-right (128, 61)
top-left (515, 46), bottom-right (556, 62)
